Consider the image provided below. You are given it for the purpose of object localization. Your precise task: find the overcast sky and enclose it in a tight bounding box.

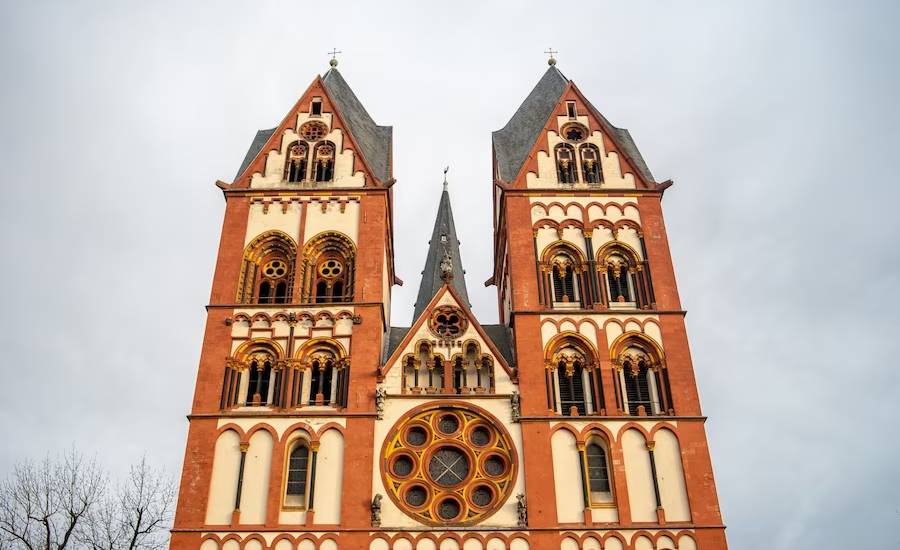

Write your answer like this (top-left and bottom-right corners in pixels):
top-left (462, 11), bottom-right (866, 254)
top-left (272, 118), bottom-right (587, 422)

top-left (1, 1), bottom-right (898, 548)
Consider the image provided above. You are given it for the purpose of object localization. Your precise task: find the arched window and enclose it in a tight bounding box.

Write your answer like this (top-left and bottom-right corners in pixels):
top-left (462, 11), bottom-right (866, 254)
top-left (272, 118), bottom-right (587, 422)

top-left (308, 357), bottom-right (335, 406)
top-left (580, 144), bottom-right (602, 184)
top-left (245, 357), bottom-right (273, 406)
top-left (313, 254), bottom-right (347, 303)
top-left (555, 144), bottom-right (578, 184)
top-left (237, 231), bottom-right (298, 304)
top-left (284, 442), bottom-right (310, 508)
top-left (584, 439), bottom-right (613, 505)
top-left (552, 261), bottom-right (577, 303)
top-left (606, 261), bottom-right (632, 303)
top-left (301, 232), bottom-right (356, 304)
top-left (256, 258), bottom-right (290, 304)
top-left (452, 356), bottom-right (468, 394)
top-left (284, 142), bottom-right (309, 183)
top-left (623, 358), bottom-right (656, 415)
top-left (313, 142), bottom-right (335, 182)
top-left (557, 359), bottom-right (587, 416)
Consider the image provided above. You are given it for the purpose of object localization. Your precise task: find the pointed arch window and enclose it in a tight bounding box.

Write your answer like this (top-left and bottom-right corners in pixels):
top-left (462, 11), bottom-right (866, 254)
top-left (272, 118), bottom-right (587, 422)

top-left (584, 438), bottom-right (614, 505)
top-left (313, 142), bottom-right (335, 182)
top-left (580, 144), bottom-right (602, 184)
top-left (284, 142), bottom-right (309, 183)
top-left (555, 144), bottom-right (578, 184)
top-left (245, 357), bottom-right (274, 406)
top-left (284, 441), bottom-right (310, 508)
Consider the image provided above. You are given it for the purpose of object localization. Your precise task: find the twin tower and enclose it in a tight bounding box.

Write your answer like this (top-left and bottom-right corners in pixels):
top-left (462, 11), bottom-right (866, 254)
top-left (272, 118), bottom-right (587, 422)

top-left (170, 61), bottom-right (729, 550)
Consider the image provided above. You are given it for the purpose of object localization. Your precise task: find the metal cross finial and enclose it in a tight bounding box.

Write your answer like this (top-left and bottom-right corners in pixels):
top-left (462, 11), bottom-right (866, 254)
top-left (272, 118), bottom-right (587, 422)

top-left (545, 48), bottom-right (558, 66)
top-left (328, 48), bottom-right (342, 67)
top-left (443, 166), bottom-right (449, 191)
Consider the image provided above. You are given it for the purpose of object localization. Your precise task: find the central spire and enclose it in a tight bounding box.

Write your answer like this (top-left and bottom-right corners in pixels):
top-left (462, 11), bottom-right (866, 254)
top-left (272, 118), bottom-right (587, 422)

top-left (412, 176), bottom-right (470, 322)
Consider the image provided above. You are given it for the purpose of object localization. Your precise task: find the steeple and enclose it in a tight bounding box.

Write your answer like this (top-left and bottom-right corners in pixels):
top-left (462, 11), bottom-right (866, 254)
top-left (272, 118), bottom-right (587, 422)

top-left (413, 181), bottom-right (469, 322)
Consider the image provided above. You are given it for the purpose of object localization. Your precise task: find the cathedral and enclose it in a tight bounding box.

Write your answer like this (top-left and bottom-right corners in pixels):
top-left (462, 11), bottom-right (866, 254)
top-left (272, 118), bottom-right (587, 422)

top-left (170, 57), bottom-right (728, 550)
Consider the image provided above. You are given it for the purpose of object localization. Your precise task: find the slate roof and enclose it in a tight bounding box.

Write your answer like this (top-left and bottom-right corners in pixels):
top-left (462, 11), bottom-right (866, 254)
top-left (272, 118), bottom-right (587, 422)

top-left (412, 187), bottom-right (470, 323)
top-left (234, 128), bottom-right (276, 181)
top-left (492, 66), bottom-right (655, 184)
top-left (322, 68), bottom-right (393, 182)
top-left (382, 327), bottom-right (411, 365)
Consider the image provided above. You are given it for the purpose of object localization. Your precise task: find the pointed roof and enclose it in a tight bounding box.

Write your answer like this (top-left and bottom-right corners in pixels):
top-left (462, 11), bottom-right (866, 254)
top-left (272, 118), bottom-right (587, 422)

top-left (321, 68), bottom-right (393, 182)
top-left (413, 186), bottom-right (469, 323)
top-left (232, 67), bottom-right (392, 184)
top-left (492, 66), bottom-right (655, 184)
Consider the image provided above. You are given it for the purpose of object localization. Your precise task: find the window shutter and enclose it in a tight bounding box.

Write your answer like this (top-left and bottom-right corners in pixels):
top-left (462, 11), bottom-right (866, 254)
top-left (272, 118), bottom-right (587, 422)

top-left (552, 270), bottom-right (564, 301)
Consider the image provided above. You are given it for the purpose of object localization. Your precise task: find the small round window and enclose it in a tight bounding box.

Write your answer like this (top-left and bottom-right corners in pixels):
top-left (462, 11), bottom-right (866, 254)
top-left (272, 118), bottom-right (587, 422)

top-left (263, 260), bottom-right (287, 278)
top-left (300, 121), bottom-right (329, 141)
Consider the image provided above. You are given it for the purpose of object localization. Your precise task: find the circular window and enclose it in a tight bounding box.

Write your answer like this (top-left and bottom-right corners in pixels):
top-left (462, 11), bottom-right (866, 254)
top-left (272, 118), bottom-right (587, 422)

top-left (404, 485), bottom-right (428, 508)
top-left (405, 426), bottom-right (428, 447)
top-left (470, 485), bottom-right (493, 508)
top-left (381, 404), bottom-right (517, 526)
top-left (299, 121), bottom-right (329, 141)
top-left (436, 497), bottom-right (462, 521)
top-left (561, 122), bottom-right (588, 142)
top-left (263, 260), bottom-right (287, 278)
top-left (428, 305), bottom-right (468, 339)
top-left (482, 455), bottom-right (508, 478)
top-left (436, 414), bottom-right (460, 435)
top-left (317, 259), bottom-right (343, 278)
top-left (427, 448), bottom-right (469, 487)
top-left (470, 426), bottom-right (490, 447)
top-left (392, 456), bottom-right (414, 477)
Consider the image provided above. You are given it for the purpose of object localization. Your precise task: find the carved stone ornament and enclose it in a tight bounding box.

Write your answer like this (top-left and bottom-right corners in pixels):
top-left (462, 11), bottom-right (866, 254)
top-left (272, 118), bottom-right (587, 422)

top-left (371, 493), bottom-right (383, 527)
top-left (516, 493), bottom-right (527, 527)
top-left (510, 391), bottom-right (521, 422)
top-left (375, 387), bottom-right (386, 420)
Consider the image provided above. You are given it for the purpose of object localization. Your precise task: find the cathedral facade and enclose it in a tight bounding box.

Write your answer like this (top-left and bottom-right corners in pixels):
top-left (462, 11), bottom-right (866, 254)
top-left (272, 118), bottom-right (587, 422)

top-left (170, 59), bottom-right (728, 550)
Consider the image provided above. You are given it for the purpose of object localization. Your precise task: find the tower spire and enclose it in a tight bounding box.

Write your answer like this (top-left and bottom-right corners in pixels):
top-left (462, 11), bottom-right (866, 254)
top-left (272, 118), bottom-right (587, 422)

top-left (412, 174), bottom-right (469, 322)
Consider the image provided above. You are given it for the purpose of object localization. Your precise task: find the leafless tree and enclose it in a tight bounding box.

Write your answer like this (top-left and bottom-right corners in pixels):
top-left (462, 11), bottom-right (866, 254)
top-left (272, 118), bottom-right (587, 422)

top-left (0, 448), bottom-right (175, 550)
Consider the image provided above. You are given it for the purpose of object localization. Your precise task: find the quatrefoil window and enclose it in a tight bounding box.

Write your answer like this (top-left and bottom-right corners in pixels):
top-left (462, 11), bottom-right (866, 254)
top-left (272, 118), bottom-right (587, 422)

top-left (299, 121), bottom-right (329, 141)
top-left (428, 306), bottom-right (468, 339)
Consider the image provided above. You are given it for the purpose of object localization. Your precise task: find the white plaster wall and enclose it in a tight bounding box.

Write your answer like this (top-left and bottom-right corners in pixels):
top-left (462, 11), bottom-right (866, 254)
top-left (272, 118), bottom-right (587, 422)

top-left (371, 540), bottom-right (390, 550)
top-left (320, 539), bottom-right (338, 550)
top-left (244, 540), bottom-right (263, 550)
top-left (273, 540), bottom-right (292, 550)
top-left (551, 430), bottom-right (585, 523)
top-left (656, 535), bottom-right (676, 550)
top-left (604, 539), bottom-right (624, 550)
top-left (591, 504), bottom-right (618, 523)
top-left (299, 539), bottom-right (316, 550)
top-left (440, 540), bottom-right (460, 550)
top-left (243, 202), bottom-right (303, 247)
top-left (372, 397), bottom-right (524, 529)
top-left (678, 535), bottom-right (698, 550)
top-left (205, 430), bottom-right (242, 525)
top-left (240, 430), bottom-right (273, 524)
top-left (582, 536), bottom-right (601, 550)
top-left (509, 538), bottom-right (529, 550)
top-left (302, 200), bottom-right (360, 247)
top-left (485, 539), bottom-right (505, 550)
top-left (633, 536), bottom-right (654, 550)
top-left (622, 429), bottom-right (657, 523)
top-left (222, 540), bottom-right (240, 550)
top-left (560, 537), bottom-right (579, 550)
top-left (216, 417), bottom-right (346, 443)
top-left (461, 539), bottom-right (482, 550)
top-left (200, 539), bottom-right (218, 550)
top-left (655, 429), bottom-right (691, 522)
top-left (418, 539), bottom-right (437, 550)
top-left (313, 429), bottom-right (344, 524)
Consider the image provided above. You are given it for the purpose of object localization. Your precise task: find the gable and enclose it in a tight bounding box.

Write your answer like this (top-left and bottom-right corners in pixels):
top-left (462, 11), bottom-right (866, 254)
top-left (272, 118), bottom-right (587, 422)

top-left (231, 71), bottom-right (391, 188)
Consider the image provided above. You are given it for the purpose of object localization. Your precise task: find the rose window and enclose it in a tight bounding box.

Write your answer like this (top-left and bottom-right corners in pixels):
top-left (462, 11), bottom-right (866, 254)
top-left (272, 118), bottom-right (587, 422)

top-left (381, 405), bottom-right (517, 526)
top-left (299, 121), bottom-right (329, 141)
top-left (428, 306), bottom-right (468, 339)
top-left (561, 122), bottom-right (588, 142)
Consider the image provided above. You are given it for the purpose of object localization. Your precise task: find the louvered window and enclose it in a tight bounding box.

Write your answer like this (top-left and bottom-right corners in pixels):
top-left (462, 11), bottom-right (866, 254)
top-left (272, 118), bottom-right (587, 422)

top-left (625, 361), bottom-right (653, 415)
top-left (558, 361), bottom-right (587, 416)
top-left (309, 360), bottom-right (334, 405)
top-left (607, 266), bottom-right (632, 302)
top-left (552, 267), bottom-right (576, 302)
top-left (245, 360), bottom-right (272, 406)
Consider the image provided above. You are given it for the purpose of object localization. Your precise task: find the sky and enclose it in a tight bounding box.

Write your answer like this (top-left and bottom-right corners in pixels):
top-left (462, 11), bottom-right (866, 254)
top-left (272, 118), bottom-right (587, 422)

top-left (1, 1), bottom-right (898, 548)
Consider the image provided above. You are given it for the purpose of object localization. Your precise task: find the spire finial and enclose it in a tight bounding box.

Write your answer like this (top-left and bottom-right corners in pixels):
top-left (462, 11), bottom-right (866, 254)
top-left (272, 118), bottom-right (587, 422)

top-left (443, 166), bottom-right (449, 191)
top-left (545, 48), bottom-right (558, 66)
top-left (328, 48), bottom-right (341, 67)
